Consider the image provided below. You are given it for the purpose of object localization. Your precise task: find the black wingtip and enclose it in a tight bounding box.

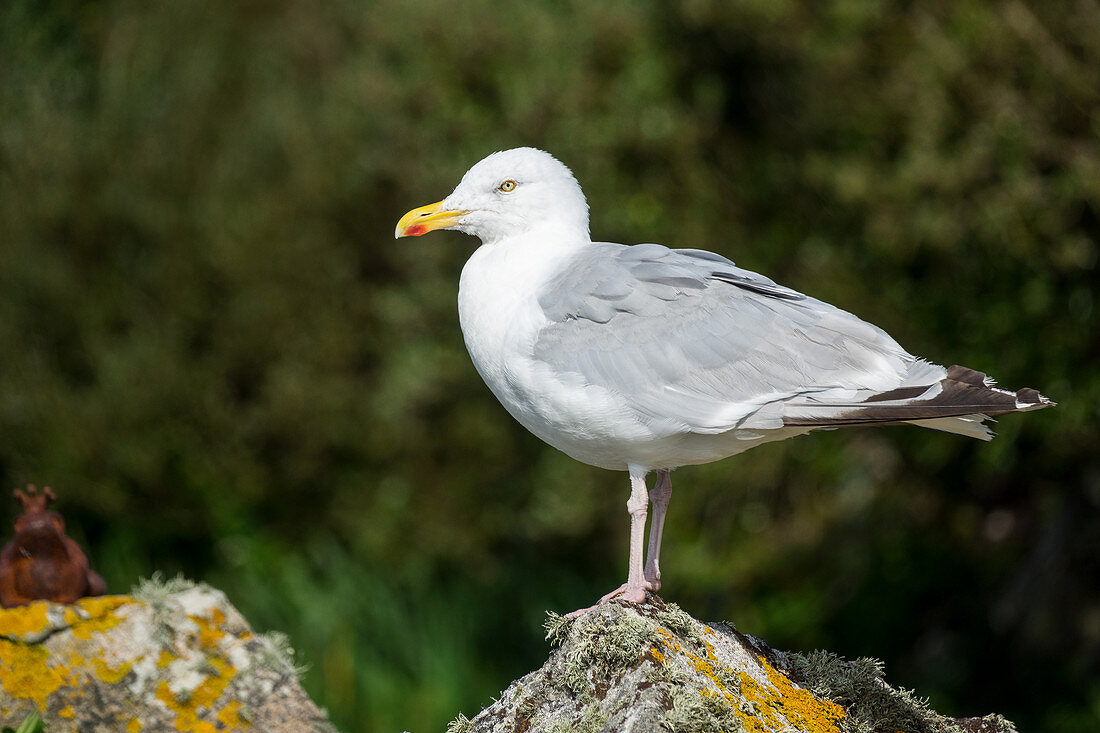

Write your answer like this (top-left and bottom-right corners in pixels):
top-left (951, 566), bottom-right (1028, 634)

top-left (945, 365), bottom-right (990, 387)
top-left (1016, 386), bottom-right (1055, 409)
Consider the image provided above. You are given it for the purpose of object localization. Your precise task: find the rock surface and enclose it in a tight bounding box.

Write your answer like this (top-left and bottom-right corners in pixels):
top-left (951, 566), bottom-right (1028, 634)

top-left (449, 596), bottom-right (1016, 733)
top-left (0, 576), bottom-right (334, 732)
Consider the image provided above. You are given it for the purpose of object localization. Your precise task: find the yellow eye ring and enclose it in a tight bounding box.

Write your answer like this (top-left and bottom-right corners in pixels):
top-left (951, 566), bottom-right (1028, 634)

top-left (498, 179), bottom-right (517, 193)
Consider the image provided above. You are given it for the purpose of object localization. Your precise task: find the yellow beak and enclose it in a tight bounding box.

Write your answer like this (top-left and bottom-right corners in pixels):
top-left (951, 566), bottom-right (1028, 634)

top-left (394, 201), bottom-right (470, 238)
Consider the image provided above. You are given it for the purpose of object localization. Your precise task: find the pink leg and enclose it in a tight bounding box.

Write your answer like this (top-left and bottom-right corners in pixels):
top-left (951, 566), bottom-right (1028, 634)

top-left (621, 470), bottom-right (650, 600)
top-left (567, 468), bottom-right (654, 617)
top-left (644, 469), bottom-right (672, 590)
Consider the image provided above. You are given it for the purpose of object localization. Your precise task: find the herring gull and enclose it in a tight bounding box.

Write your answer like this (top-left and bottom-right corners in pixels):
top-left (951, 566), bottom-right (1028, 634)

top-left (395, 147), bottom-right (1052, 614)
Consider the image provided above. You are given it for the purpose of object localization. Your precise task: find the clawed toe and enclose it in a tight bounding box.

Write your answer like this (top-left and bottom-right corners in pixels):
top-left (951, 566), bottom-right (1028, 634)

top-left (565, 581), bottom-right (653, 617)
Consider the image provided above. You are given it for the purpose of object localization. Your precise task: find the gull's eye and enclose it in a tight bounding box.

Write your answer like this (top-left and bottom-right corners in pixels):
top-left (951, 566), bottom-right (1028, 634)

top-left (497, 179), bottom-right (517, 193)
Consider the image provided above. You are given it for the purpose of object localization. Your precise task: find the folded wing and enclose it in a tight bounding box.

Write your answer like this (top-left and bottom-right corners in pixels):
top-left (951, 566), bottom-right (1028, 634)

top-left (533, 243), bottom-right (1050, 438)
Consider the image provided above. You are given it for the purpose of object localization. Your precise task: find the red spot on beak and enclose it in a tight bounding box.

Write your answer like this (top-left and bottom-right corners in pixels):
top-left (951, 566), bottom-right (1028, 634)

top-left (404, 224), bottom-right (428, 237)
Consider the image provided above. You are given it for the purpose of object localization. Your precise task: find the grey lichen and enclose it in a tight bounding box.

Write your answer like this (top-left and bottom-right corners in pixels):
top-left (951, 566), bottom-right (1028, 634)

top-left (131, 572), bottom-right (197, 602)
top-left (650, 601), bottom-right (701, 647)
top-left (544, 716), bottom-right (572, 733)
top-left (575, 702), bottom-right (611, 733)
top-left (543, 611), bottom-right (573, 647)
top-left (553, 600), bottom-right (746, 732)
top-left (644, 652), bottom-right (689, 687)
top-left (514, 690), bottom-right (539, 727)
top-left (786, 650), bottom-right (1017, 733)
top-left (788, 651), bottom-right (926, 733)
top-left (131, 572), bottom-right (199, 647)
top-left (445, 713), bottom-right (472, 733)
top-left (544, 702), bottom-right (610, 733)
top-left (662, 687), bottom-right (745, 733)
top-left (560, 605), bottom-right (665, 696)
top-left (255, 629), bottom-right (309, 679)
top-left (715, 665), bottom-right (741, 697)
top-left (968, 714), bottom-right (1019, 733)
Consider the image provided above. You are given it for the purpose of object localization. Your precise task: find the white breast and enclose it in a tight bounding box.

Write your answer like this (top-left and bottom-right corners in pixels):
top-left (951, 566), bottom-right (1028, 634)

top-left (457, 230), bottom-right (658, 470)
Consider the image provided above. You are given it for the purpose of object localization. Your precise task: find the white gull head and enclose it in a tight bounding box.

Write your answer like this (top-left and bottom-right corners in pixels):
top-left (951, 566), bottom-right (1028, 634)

top-left (396, 147), bottom-right (590, 245)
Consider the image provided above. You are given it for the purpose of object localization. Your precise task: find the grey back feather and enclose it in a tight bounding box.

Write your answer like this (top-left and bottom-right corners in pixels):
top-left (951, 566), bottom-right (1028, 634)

top-left (534, 243), bottom-right (916, 432)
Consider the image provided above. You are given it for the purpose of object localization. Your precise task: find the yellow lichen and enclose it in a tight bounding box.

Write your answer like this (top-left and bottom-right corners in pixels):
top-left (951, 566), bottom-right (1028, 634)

top-left (677, 641), bottom-right (731, 692)
top-left (157, 649), bottom-right (175, 668)
top-left (735, 656), bottom-right (845, 733)
top-left (653, 627), bottom-right (737, 703)
top-left (92, 658), bottom-right (134, 684)
top-left (217, 700), bottom-right (250, 729)
top-left (65, 596), bottom-right (130, 640)
top-left (190, 656), bottom-right (235, 708)
top-left (0, 639), bottom-right (68, 708)
top-left (0, 602), bottom-right (50, 637)
top-left (155, 655), bottom-right (237, 732)
top-left (192, 609), bottom-right (228, 650)
top-left (651, 625), bottom-right (844, 732)
top-left (155, 680), bottom-right (175, 707)
top-left (58, 705), bottom-right (75, 718)
top-left (157, 680), bottom-right (205, 732)
top-left (126, 718), bottom-right (143, 732)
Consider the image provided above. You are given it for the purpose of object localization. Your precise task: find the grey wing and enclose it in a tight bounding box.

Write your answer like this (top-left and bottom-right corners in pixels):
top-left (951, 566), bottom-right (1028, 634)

top-left (534, 243), bottom-right (938, 434)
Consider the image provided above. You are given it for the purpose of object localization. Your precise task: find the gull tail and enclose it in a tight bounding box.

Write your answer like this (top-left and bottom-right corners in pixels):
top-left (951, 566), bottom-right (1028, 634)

top-left (783, 365), bottom-right (1054, 440)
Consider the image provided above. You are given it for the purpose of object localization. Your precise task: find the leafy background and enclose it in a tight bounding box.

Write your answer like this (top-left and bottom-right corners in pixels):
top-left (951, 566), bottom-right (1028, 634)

top-left (1, 0), bottom-right (1097, 730)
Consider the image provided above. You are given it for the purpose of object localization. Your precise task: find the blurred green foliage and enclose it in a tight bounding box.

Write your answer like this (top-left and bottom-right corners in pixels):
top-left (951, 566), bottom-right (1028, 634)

top-left (1, 0), bottom-right (1098, 731)
top-left (3, 711), bottom-right (44, 733)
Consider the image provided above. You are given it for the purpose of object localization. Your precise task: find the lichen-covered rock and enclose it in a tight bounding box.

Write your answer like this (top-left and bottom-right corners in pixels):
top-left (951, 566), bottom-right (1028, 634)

top-left (449, 596), bottom-right (1017, 733)
top-left (0, 576), bottom-right (335, 732)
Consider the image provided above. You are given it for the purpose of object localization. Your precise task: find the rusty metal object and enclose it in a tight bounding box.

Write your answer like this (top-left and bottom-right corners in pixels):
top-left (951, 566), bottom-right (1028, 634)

top-left (0, 485), bottom-right (106, 608)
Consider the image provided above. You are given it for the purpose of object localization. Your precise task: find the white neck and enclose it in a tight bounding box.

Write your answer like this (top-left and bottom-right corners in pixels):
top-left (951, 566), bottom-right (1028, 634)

top-left (469, 220), bottom-right (589, 283)
top-left (457, 221), bottom-right (589, 384)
